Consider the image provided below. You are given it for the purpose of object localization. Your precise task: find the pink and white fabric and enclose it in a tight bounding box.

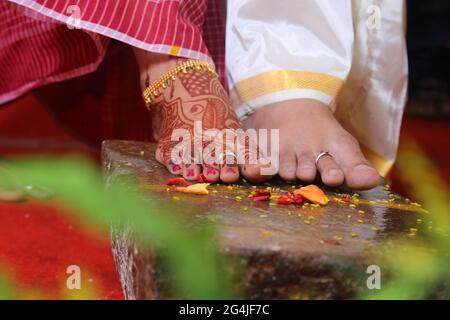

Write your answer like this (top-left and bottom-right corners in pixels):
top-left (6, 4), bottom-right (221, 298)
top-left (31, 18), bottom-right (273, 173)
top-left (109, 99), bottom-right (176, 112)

top-left (0, 0), bottom-right (226, 105)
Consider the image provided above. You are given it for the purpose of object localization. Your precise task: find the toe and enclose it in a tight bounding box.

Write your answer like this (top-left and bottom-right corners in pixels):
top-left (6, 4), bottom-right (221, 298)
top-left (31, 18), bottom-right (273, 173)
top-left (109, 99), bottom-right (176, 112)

top-left (156, 146), bottom-right (183, 175)
top-left (203, 165), bottom-right (220, 183)
top-left (296, 154), bottom-right (317, 182)
top-left (183, 164), bottom-right (201, 181)
top-left (316, 153), bottom-right (345, 187)
top-left (279, 153), bottom-right (297, 181)
top-left (346, 163), bottom-right (380, 190)
top-left (220, 164), bottom-right (240, 184)
top-left (237, 137), bottom-right (274, 183)
top-left (167, 161), bottom-right (183, 175)
top-left (331, 135), bottom-right (381, 190)
top-left (240, 163), bottom-right (272, 183)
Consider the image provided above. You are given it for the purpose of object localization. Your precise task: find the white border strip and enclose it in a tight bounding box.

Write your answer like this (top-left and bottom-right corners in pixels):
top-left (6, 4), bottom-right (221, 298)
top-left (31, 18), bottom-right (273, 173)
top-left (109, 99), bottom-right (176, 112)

top-left (235, 89), bottom-right (336, 120)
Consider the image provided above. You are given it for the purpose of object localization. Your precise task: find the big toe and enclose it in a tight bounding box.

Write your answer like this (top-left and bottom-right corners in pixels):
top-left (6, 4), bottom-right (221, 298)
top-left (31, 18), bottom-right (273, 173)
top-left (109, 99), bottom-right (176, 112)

top-left (345, 164), bottom-right (381, 190)
top-left (220, 165), bottom-right (240, 184)
top-left (241, 163), bottom-right (273, 183)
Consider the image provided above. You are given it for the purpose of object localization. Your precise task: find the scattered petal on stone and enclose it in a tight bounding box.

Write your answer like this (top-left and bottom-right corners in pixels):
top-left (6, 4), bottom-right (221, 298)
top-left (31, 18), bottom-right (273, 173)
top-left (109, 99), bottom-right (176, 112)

top-left (251, 195), bottom-right (270, 202)
top-left (175, 183), bottom-right (210, 195)
top-left (249, 189), bottom-right (271, 202)
top-left (196, 173), bottom-right (209, 183)
top-left (166, 177), bottom-right (189, 186)
top-left (294, 185), bottom-right (329, 205)
top-left (276, 196), bottom-right (292, 205)
top-left (290, 194), bottom-right (304, 205)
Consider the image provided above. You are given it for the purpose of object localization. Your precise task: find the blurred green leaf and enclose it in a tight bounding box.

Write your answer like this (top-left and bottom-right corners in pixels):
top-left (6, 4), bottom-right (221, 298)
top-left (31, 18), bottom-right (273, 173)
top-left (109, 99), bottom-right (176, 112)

top-left (363, 139), bottom-right (450, 299)
top-left (0, 156), bottom-right (232, 299)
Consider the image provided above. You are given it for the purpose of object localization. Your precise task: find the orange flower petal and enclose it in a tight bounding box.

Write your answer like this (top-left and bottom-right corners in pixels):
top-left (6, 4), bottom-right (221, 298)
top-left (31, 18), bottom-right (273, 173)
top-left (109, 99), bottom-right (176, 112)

top-left (175, 183), bottom-right (210, 195)
top-left (294, 185), bottom-right (329, 205)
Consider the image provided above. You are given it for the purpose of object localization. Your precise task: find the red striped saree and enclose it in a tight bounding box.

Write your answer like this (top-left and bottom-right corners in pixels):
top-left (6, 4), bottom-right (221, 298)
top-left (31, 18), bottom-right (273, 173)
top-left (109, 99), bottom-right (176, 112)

top-left (0, 0), bottom-right (226, 145)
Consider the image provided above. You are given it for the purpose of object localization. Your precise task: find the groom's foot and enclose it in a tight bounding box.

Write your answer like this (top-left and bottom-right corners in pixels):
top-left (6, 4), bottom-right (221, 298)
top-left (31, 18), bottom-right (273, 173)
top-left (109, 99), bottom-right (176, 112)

top-left (243, 99), bottom-right (381, 190)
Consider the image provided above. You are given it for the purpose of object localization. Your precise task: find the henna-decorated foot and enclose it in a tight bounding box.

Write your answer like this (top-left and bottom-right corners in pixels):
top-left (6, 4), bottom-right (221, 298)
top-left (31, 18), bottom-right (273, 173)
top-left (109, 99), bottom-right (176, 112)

top-left (133, 50), bottom-right (270, 184)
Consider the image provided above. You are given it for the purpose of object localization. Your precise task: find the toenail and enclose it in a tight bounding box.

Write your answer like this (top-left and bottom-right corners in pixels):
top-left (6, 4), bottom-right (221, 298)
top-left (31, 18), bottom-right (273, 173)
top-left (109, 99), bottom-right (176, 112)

top-left (300, 165), bottom-right (314, 171)
top-left (353, 164), bottom-right (373, 173)
top-left (172, 164), bottom-right (181, 172)
top-left (283, 167), bottom-right (296, 175)
top-left (328, 169), bottom-right (342, 177)
top-left (206, 168), bottom-right (217, 175)
top-left (186, 169), bottom-right (195, 177)
top-left (226, 167), bottom-right (236, 173)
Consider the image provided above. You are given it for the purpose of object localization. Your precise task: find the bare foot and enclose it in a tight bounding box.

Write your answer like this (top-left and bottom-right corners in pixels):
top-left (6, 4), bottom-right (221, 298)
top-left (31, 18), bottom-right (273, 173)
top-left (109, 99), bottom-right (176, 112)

top-left (133, 50), bottom-right (269, 183)
top-left (243, 99), bottom-right (381, 190)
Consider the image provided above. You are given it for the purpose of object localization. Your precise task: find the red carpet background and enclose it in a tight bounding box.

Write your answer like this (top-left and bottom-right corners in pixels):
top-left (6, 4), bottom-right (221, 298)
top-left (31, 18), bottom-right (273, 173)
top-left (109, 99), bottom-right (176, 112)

top-left (0, 95), bottom-right (123, 299)
top-left (0, 94), bottom-right (449, 299)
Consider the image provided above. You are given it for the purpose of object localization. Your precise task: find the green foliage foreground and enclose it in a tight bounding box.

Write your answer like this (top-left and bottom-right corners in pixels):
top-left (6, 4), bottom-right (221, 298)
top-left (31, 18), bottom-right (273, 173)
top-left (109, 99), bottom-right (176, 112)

top-left (0, 157), bottom-right (232, 299)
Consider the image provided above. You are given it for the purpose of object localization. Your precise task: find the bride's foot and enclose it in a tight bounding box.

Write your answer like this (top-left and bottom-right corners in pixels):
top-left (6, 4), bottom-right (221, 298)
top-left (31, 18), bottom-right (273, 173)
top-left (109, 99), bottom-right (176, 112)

top-left (243, 99), bottom-right (381, 190)
top-left (133, 50), bottom-right (269, 183)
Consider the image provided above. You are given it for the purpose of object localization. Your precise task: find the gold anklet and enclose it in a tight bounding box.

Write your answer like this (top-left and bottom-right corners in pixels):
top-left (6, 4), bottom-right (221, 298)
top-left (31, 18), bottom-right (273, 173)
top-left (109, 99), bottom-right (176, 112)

top-left (142, 59), bottom-right (217, 108)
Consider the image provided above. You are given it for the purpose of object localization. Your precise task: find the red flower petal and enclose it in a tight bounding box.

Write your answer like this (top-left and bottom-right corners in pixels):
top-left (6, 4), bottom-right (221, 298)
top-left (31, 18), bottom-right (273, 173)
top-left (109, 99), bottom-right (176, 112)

top-left (251, 195), bottom-right (270, 202)
top-left (196, 174), bottom-right (209, 183)
top-left (276, 196), bottom-right (293, 205)
top-left (166, 177), bottom-right (189, 186)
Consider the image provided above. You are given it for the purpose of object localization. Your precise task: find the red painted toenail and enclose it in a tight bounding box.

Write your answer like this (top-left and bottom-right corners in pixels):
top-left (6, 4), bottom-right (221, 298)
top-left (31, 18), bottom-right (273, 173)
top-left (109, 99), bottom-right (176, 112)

top-left (187, 169), bottom-right (195, 177)
top-left (172, 164), bottom-right (181, 172)
top-left (206, 168), bottom-right (217, 175)
top-left (226, 167), bottom-right (235, 173)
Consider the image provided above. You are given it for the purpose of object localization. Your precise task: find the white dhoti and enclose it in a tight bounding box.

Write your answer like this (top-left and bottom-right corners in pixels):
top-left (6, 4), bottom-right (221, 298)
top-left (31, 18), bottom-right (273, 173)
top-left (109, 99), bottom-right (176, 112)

top-left (226, 0), bottom-right (408, 176)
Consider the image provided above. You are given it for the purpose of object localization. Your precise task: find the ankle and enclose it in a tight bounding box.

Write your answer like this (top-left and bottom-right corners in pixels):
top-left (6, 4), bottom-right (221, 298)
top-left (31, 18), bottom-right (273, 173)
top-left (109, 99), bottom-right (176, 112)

top-left (132, 48), bottom-right (183, 90)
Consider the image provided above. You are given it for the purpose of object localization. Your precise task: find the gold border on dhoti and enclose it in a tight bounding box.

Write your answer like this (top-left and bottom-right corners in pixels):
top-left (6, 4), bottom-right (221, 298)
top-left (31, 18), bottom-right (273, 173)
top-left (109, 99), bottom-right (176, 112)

top-left (234, 70), bottom-right (344, 103)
